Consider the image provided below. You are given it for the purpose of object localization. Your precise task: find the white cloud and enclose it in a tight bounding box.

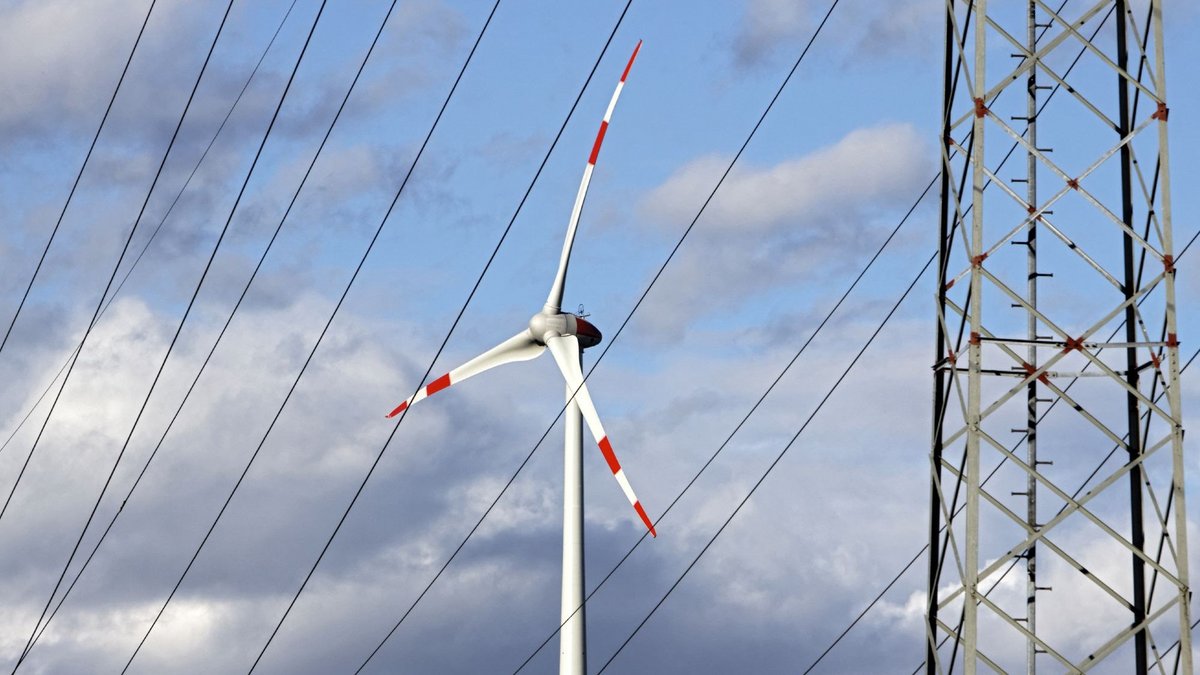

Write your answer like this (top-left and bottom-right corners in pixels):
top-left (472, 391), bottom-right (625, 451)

top-left (633, 122), bottom-right (933, 340)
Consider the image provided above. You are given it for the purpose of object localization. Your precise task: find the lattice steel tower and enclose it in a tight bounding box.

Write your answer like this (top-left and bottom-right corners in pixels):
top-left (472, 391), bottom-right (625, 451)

top-left (927, 1), bottom-right (1190, 672)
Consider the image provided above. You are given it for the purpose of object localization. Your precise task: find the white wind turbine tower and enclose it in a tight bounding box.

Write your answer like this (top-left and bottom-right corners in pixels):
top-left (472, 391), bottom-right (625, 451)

top-left (386, 41), bottom-right (653, 675)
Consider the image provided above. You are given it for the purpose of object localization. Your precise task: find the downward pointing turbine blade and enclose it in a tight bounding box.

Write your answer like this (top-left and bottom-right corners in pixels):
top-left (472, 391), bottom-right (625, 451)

top-left (546, 334), bottom-right (656, 537)
top-left (545, 40), bottom-right (642, 313)
top-left (387, 330), bottom-right (544, 417)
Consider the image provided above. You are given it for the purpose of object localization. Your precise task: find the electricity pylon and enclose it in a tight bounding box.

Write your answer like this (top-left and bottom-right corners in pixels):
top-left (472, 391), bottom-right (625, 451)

top-left (927, 1), bottom-right (1190, 672)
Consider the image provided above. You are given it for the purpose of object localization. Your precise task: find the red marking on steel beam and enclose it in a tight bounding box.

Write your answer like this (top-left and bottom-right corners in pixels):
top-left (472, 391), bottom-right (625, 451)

top-left (971, 253), bottom-right (988, 267)
top-left (598, 436), bottom-right (621, 474)
top-left (1163, 254), bottom-right (1175, 273)
top-left (1167, 333), bottom-right (1179, 348)
top-left (969, 332), bottom-right (981, 346)
top-left (1151, 353), bottom-right (1162, 370)
top-left (1152, 101), bottom-right (1169, 121)
top-left (634, 501), bottom-right (656, 537)
top-left (621, 40), bottom-right (642, 83)
top-left (944, 278), bottom-right (956, 291)
top-left (1067, 178), bottom-right (1080, 190)
top-left (386, 401), bottom-right (408, 418)
top-left (427, 373), bottom-right (452, 396)
top-left (1021, 361), bottom-right (1051, 386)
top-left (588, 121), bottom-right (609, 166)
top-left (1063, 336), bottom-right (1085, 353)
top-left (973, 97), bottom-right (988, 118)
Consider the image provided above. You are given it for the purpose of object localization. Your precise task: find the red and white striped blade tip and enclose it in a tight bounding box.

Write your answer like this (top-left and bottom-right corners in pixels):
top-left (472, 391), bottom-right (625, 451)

top-left (385, 401), bottom-right (407, 418)
top-left (622, 39), bottom-right (642, 82)
top-left (637, 502), bottom-right (656, 538)
top-left (597, 436), bottom-right (656, 538)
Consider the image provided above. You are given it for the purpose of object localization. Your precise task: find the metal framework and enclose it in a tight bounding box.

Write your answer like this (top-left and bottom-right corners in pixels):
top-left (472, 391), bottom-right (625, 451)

top-left (927, 1), bottom-right (1190, 672)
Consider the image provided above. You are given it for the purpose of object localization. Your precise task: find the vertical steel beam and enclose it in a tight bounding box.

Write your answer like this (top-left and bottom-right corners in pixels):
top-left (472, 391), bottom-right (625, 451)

top-left (1151, 1), bottom-right (1193, 671)
top-left (1114, 1), bottom-right (1148, 669)
top-left (1023, 4), bottom-right (1040, 674)
top-left (928, 1), bottom-right (957, 671)
top-left (964, 2), bottom-right (988, 672)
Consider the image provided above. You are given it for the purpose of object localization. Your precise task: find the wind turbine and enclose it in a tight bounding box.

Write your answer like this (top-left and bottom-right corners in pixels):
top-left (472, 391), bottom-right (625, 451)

top-left (386, 41), bottom-right (652, 674)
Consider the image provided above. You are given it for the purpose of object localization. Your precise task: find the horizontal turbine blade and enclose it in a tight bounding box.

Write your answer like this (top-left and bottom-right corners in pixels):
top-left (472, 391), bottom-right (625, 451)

top-left (545, 40), bottom-right (642, 313)
top-left (387, 330), bottom-right (544, 417)
top-left (546, 334), bottom-right (656, 537)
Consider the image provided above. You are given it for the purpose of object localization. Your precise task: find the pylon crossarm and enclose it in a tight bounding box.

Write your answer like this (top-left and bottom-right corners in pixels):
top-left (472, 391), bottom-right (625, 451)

top-left (1138, 472), bottom-right (1179, 566)
top-left (1127, 150), bottom-right (1164, 243)
top-left (972, 325), bottom-right (1136, 449)
top-left (944, 0), bottom-right (977, 99)
top-left (1073, 596), bottom-right (1180, 670)
top-left (930, 619), bottom-right (1008, 673)
top-left (976, 594), bottom-right (1079, 671)
top-left (939, 444), bottom-right (1157, 610)
top-left (985, 16), bottom-right (1120, 130)
top-left (940, 452), bottom-right (1179, 592)
top-left (1034, 0), bottom-right (1160, 102)
top-left (1122, 8), bottom-right (1158, 92)
top-left (931, 463), bottom-right (971, 583)
top-left (984, 108), bottom-right (1163, 259)
top-left (972, 437), bottom-right (1153, 612)
top-left (975, 164), bottom-right (1126, 290)
top-left (977, 0), bottom-right (1111, 104)
top-left (978, 264), bottom-right (1170, 376)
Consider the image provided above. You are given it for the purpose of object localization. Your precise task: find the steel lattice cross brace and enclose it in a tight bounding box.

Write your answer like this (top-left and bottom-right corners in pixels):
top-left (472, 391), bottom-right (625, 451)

top-left (927, 1), bottom-right (1190, 672)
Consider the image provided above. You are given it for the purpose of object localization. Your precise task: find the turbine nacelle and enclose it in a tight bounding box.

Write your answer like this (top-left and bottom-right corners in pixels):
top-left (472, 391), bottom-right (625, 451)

top-left (529, 311), bottom-right (603, 350)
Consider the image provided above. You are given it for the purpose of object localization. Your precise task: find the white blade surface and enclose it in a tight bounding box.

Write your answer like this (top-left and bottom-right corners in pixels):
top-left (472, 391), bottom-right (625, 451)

top-left (544, 40), bottom-right (642, 312)
top-left (387, 330), bottom-right (544, 418)
top-left (546, 334), bottom-right (656, 536)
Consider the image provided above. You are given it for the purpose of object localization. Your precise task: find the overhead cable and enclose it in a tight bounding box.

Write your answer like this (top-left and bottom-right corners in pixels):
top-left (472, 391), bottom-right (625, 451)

top-left (0, 1), bottom-right (158, 360)
top-left (0, 0), bottom-right (298, 464)
top-left (112, 1), bottom-right (503, 670)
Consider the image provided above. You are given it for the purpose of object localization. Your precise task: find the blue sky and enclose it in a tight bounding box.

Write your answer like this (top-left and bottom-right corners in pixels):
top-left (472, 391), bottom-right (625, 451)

top-left (0, 0), bottom-right (1198, 672)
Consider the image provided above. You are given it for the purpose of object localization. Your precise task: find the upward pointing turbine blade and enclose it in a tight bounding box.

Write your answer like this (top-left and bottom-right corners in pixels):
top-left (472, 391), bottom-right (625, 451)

top-left (546, 333), bottom-right (656, 537)
top-left (544, 40), bottom-right (642, 313)
top-left (387, 330), bottom-right (544, 418)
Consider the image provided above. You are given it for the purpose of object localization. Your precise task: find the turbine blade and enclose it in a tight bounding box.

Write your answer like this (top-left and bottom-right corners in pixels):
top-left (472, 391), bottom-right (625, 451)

top-left (387, 330), bottom-right (544, 417)
top-left (544, 40), bottom-right (642, 312)
top-left (546, 334), bottom-right (656, 537)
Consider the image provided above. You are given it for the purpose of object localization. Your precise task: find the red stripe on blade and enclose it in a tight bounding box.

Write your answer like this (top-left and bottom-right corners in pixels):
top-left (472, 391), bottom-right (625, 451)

top-left (634, 501), bottom-right (656, 537)
top-left (588, 121), bottom-right (608, 166)
top-left (386, 401), bottom-right (408, 418)
top-left (598, 436), bottom-right (621, 474)
top-left (620, 40), bottom-right (642, 83)
top-left (426, 373), bottom-right (452, 396)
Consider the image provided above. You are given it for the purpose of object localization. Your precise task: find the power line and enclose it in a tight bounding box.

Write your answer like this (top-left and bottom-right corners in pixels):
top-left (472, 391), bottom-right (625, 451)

top-left (0, 0), bottom-right (298, 465)
top-left (13, 0), bottom-right (331, 666)
top-left (7, 1), bottom-right (243, 665)
top-left (0, 0), bottom-right (258, 525)
top-left (113, 0), bottom-right (500, 668)
top-left (595, 244), bottom-right (934, 672)
top-left (241, 3), bottom-right (501, 671)
top-left (350, 1), bottom-right (843, 671)
top-left (0, 0), bottom-right (157, 361)
top-left (107, 0), bottom-right (332, 668)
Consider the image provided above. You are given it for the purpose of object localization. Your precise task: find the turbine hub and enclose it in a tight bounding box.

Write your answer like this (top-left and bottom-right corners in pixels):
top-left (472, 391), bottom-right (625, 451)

top-left (529, 311), bottom-right (603, 350)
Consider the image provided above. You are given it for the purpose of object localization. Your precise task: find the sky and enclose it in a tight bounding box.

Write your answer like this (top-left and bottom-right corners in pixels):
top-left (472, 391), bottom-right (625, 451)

top-left (0, 0), bottom-right (1199, 673)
